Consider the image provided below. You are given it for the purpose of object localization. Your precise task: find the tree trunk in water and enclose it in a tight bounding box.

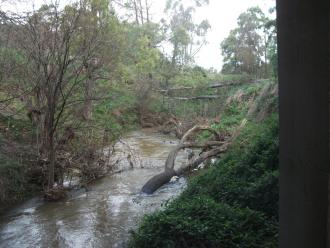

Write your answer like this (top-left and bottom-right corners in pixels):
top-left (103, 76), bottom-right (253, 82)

top-left (141, 125), bottom-right (229, 194)
top-left (141, 170), bottom-right (177, 194)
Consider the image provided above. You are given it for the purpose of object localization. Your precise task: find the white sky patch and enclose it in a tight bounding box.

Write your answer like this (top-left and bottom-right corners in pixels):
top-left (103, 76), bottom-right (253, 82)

top-left (192, 0), bottom-right (275, 70)
top-left (1, 0), bottom-right (276, 70)
top-left (147, 0), bottom-right (275, 71)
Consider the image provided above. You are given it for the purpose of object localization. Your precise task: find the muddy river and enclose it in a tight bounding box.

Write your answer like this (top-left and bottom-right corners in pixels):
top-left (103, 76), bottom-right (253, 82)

top-left (0, 130), bottom-right (189, 248)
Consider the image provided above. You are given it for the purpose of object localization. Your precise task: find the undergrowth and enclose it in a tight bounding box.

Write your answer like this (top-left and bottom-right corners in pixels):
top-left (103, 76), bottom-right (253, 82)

top-left (129, 114), bottom-right (279, 248)
top-left (0, 154), bottom-right (36, 211)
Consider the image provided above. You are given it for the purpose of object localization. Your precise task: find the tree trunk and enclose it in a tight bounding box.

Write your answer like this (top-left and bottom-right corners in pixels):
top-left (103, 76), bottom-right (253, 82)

top-left (141, 170), bottom-right (177, 194)
top-left (141, 125), bottom-right (228, 194)
top-left (133, 0), bottom-right (139, 24)
top-left (82, 68), bottom-right (94, 120)
top-left (48, 134), bottom-right (55, 188)
top-left (45, 104), bottom-right (56, 189)
top-left (137, 0), bottom-right (144, 24)
top-left (145, 0), bottom-right (150, 22)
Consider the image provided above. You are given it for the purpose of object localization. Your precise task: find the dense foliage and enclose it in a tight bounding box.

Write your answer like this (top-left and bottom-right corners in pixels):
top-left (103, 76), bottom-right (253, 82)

top-left (129, 113), bottom-right (278, 247)
top-left (0, 154), bottom-right (30, 208)
top-left (0, 0), bottom-right (216, 196)
top-left (221, 7), bottom-right (277, 78)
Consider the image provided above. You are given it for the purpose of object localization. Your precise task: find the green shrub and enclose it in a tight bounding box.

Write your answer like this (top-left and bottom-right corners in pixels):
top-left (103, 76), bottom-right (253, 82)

top-left (129, 115), bottom-right (279, 247)
top-left (0, 115), bottom-right (33, 142)
top-left (129, 196), bottom-right (277, 248)
top-left (0, 154), bottom-right (31, 208)
top-left (186, 115), bottom-right (279, 217)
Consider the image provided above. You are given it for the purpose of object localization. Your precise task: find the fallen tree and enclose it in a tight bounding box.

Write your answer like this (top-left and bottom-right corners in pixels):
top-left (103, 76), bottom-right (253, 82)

top-left (164, 95), bottom-right (223, 101)
top-left (141, 125), bottom-right (230, 194)
top-left (156, 82), bottom-right (243, 94)
top-left (155, 80), bottom-right (261, 95)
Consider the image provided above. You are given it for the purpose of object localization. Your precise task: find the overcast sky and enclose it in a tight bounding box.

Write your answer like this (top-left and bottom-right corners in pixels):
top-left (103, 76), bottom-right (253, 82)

top-left (149, 0), bottom-right (275, 70)
top-left (187, 0), bottom-right (275, 70)
top-left (2, 0), bottom-right (276, 70)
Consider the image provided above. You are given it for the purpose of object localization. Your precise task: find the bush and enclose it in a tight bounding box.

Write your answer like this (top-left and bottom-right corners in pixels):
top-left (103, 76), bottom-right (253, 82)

top-left (129, 115), bottom-right (279, 247)
top-left (0, 154), bottom-right (30, 208)
top-left (186, 115), bottom-right (279, 217)
top-left (129, 196), bottom-right (277, 248)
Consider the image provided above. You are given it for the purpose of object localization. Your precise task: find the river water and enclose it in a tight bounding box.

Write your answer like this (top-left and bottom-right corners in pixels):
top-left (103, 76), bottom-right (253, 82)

top-left (0, 130), bottom-right (188, 248)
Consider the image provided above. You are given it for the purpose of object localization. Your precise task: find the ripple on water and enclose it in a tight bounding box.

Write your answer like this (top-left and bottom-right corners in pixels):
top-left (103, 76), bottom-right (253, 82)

top-left (0, 130), bottom-right (188, 248)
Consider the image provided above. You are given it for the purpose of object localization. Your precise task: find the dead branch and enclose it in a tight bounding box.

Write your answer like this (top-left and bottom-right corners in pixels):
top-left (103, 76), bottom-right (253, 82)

top-left (181, 125), bottom-right (221, 142)
top-left (141, 124), bottom-right (229, 194)
top-left (164, 95), bottom-right (223, 100)
top-left (176, 146), bottom-right (228, 175)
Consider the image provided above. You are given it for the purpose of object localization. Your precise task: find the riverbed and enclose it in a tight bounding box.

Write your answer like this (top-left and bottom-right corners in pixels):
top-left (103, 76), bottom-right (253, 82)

top-left (0, 130), bottom-right (189, 248)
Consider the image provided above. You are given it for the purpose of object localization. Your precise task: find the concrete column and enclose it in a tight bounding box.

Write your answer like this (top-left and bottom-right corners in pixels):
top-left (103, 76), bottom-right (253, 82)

top-left (277, 0), bottom-right (329, 247)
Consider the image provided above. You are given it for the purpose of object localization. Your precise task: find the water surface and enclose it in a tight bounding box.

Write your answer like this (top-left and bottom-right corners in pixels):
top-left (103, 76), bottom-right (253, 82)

top-left (0, 130), bottom-right (188, 248)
